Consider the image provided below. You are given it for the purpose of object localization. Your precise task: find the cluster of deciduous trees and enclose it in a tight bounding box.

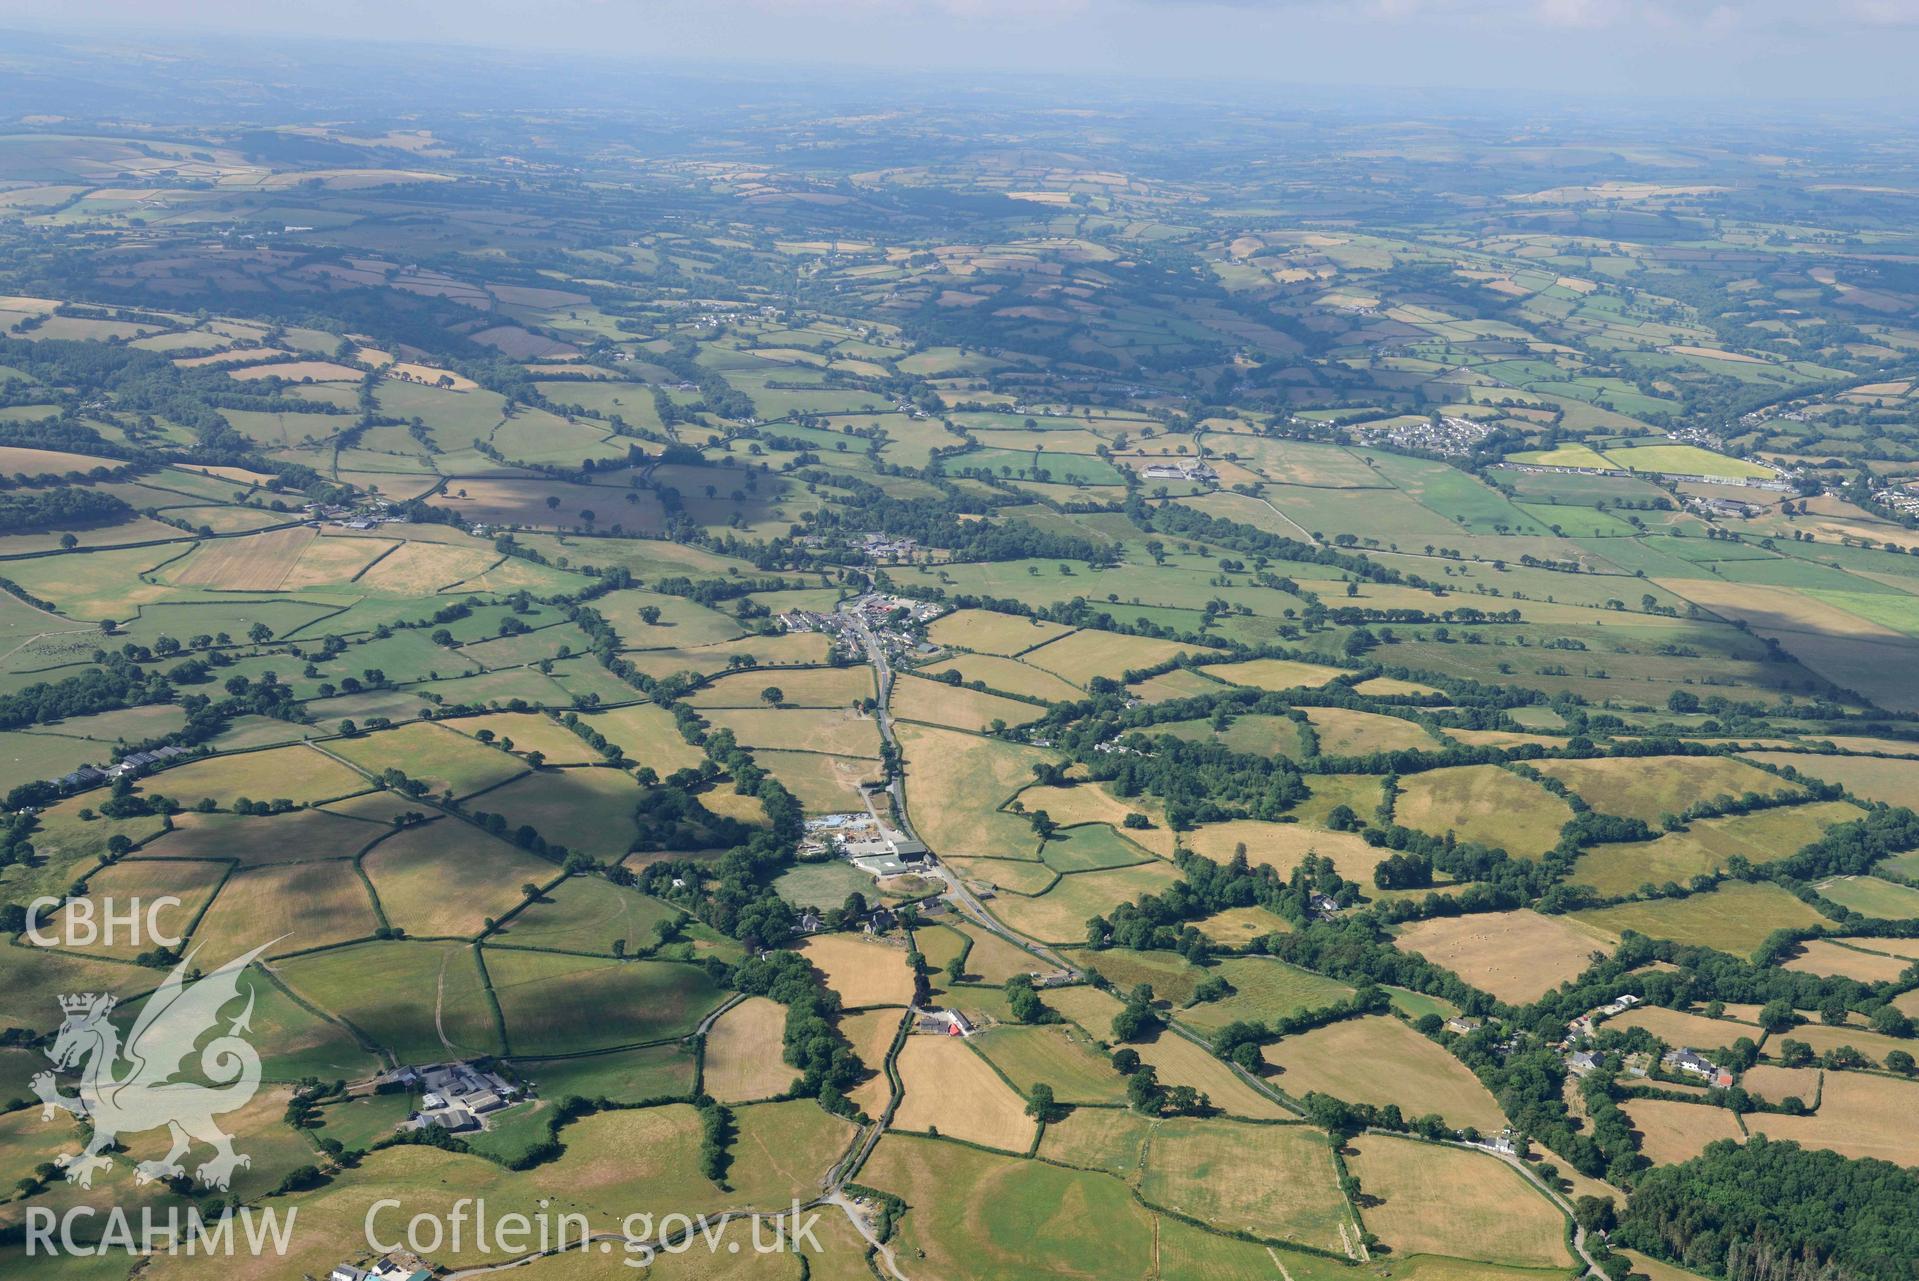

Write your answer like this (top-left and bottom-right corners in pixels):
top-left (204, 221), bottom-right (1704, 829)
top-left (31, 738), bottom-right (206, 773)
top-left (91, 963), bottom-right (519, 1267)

top-left (1619, 1136), bottom-right (1919, 1279)
top-left (728, 949), bottom-right (864, 1116)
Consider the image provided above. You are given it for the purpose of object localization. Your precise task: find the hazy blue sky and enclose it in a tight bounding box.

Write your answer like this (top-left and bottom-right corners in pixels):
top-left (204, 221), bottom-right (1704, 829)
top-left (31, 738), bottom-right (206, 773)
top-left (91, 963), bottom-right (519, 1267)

top-left (5, 0), bottom-right (1917, 101)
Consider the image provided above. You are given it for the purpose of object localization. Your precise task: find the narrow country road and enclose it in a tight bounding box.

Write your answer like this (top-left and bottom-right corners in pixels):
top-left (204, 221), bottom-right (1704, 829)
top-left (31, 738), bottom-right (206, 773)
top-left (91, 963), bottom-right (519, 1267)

top-left (837, 599), bottom-right (1069, 972)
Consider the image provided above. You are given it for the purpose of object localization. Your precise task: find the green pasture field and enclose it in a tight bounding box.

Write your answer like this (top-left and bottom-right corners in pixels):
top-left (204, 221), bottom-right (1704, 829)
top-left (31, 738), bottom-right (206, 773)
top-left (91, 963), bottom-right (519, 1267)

top-left (595, 587), bottom-right (745, 648)
top-left (0, 729), bottom-right (102, 792)
top-left (756, 747), bottom-right (874, 812)
top-left (579, 702), bottom-right (708, 775)
top-left (1035, 1105), bottom-right (1160, 1177)
top-left (1813, 875), bottom-right (1919, 919)
top-left (1136, 1116), bottom-right (1353, 1253)
top-left (1513, 502), bottom-right (1640, 536)
top-left (509, 1041), bottom-right (698, 1105)
top-left (362, 819), bottom-right (556, 937)
top-left (141, 744), bottom-right (372, 808)
top-left (1177, 957), bottom-right (1357, 1035)
top-left (193, 859), bottom-right (380, 958)
top-left (1603, 444), bottom-right (1775, 479)
top-left (440, 710), bottom-right (601, 764)
top-left (988, 861), bottom-right (1184, 945)
top-left (330, 722), bottom-right (528, 797)
top-left (1532, 754), bottom-right (1802, 823)
top-left (909, 556), bottom-right (1299, 628)
top-left (1038, 824), bottom-right (1156, 873)
top-left (1019, 628), bottom-right (1213, 688)
top-left (1504, 445), bottom-right (1617, 470)
top-left (490, 874), bottom-right (683, 953)
top-left (1804, 588), bottom-right (1919, 638)
top-left (1393, 765), bottom-right (1573, 858)
top-left (1384, 986), bottom-right (1460, 1022)
top-left (1291, 773), bottom-right (1390, 827)
top-left (1064, 948), bottom-right (1354, 1033)
top-left (1500, 468), bottom-right (1673, 509)
top-left (1260, 480), bottom-right (1461, 541)
top-left (484, 949), bottom-right (727, 1054)
top-left (859, 1134), bottom-right (1164, 1281)
top-left (473, 766), bottom-right (645, 858)
top-left (25, 702), bottom-right (187, 745)
top-left (227, 970), bottom-right (382, 1081)
top-left (458, 621), bottom-right (598, 669)
top-left (1154, 712), bottom-right (1311, 758)
top-left (45, 858), bottom-right (227, 961)
top-left (1303, 706), bottom-right (1441, 755)
top-left (544, 654), bottom-right (647, 705)
top-left (968, 1023), bottom-right (1128, 1104)
top-left (464, 1098), bottom-right (581, 1168)
top-left (410, 665), bottom-right (573, 709)
top-left (1574, 880), bottom-right (1831, 956)
top-left (309, 1090), bottom-right (418, 1153)
top-left (775, 859), bottom-right (895, 909)
top-left (1570, 800), bottom-right (1864, 896)
top-left (956, 447), bottom-right (1123, 484)
top-left (916, 651), bottom-right (1083, 702)
top-left (277, 940), bottom-right (503, 1063)
top-left (1369, 452), bottom-right (1552, 534)
top-left (688, 664), bottom-right (872, 707)
top-left (1127, 666), bottom-right (1229, 702)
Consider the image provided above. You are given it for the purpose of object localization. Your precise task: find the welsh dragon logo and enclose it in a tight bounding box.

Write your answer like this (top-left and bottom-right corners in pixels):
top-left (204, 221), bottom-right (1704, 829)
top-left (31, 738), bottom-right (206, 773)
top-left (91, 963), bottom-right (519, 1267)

top-left (32, 943), bottom-right (272, 1190)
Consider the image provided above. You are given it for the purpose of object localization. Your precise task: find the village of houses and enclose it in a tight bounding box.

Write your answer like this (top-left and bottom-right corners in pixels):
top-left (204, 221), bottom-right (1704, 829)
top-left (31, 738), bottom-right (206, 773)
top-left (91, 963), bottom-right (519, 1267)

top-left (1430, 992), bottom-right (1736, 1164)
top-left (1561, 993), bottom-right (1734, 1088)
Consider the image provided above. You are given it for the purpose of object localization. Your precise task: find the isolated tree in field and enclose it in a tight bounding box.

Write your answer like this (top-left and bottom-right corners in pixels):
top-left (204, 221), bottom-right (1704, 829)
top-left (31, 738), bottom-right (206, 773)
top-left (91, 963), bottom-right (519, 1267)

top-left (1111, 984), bottom-right (1158, 1042)
top-left (1005, 974), bottom-right (1048, 1024)
top-left (1125, 1066), bottom-right (1162, 1114)
top-left (248, 622), bottom-right (272, 644)
top-left (545, 495), bottom-right (560, 510)
top-left (760, 686), bottom-right (784, 705)
top-left (1025, 1082), bottom-right (1061, 1122)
